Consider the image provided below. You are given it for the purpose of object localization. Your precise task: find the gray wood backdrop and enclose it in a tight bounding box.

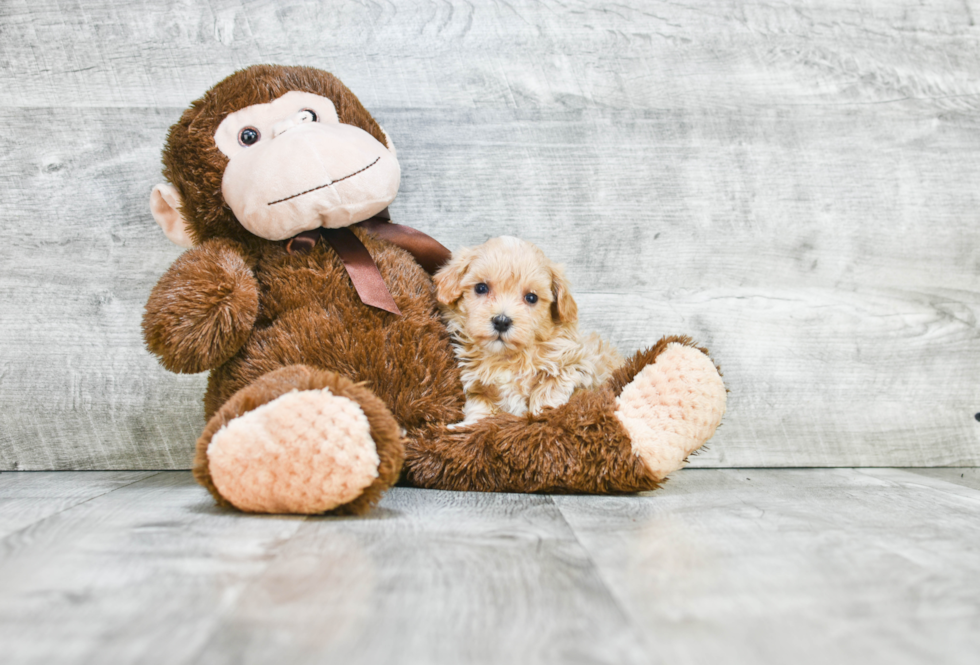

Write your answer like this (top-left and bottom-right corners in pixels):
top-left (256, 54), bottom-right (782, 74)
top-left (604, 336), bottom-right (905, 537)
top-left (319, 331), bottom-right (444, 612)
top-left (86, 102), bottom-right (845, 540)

top-left (1, 0), bottom-right (978, 470)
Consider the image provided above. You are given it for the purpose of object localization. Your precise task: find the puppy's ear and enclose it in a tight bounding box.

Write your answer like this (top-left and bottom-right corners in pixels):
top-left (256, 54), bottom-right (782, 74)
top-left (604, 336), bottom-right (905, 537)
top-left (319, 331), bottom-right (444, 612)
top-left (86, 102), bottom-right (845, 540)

top-left (550, 264), bottom-right (578, 325)
top-left (434, 248), bottom-right (475, 306)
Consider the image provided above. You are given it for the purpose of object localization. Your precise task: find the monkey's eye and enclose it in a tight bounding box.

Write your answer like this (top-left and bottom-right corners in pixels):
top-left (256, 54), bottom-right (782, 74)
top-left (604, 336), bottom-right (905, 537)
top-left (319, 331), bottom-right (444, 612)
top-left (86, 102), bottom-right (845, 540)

top-left (299, 109), bottom-right (318, 122)
top-left (238, 127), bottom-right (260, 146)
top-left (474, 283), bottom-right (489, 296)
top-left (524, 293), bottom-right (538, 305)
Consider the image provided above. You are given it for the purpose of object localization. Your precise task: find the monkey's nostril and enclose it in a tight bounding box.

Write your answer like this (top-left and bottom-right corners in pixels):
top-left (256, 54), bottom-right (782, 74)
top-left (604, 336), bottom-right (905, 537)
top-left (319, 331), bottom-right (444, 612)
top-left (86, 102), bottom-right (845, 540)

top-left (492, 315), bottom-right (512, 333)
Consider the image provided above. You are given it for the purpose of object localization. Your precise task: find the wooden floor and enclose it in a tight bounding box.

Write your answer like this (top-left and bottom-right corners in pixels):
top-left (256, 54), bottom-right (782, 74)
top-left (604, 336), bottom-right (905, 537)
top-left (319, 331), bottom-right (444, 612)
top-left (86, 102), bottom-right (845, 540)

top-left (1, 469), bottom-right (978, 665)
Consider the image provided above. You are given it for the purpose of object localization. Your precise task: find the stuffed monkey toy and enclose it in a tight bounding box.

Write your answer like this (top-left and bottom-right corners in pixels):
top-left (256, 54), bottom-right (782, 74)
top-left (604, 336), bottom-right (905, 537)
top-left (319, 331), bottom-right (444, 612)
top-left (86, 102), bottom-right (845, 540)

top-left (143, 65), bottom-right (726, 514)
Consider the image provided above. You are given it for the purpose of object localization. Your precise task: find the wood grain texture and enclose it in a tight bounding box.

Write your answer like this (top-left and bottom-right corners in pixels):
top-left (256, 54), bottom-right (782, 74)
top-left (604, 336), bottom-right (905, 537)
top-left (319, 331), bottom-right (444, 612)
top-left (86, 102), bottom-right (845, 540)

top-left (0, 473), bottom-right (650, 665)
top-left (905, 466), bottom-right (980, 491)
top-left (0, 470), bottom-right (156, 538)
top-left (0, 472), bottom-right (308, 665)
top-left (0, 470), bottom-right (978, 664)
top-left (189, 488), bottom-right (648, 665)
top-left (0, 0), bottom-right (978, 468)
top-left (555, 468), bottom-right (980, 665)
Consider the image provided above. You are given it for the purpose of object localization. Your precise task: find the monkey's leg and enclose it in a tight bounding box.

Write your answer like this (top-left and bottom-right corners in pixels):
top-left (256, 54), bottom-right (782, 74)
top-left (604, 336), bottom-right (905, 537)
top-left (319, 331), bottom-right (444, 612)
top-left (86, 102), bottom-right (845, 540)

top-left (607, 336), bottom-right (727, 482)
top-left (194, 365), bottom-right (403, 514)
top-left (403, 336), bottom-right (725, 493)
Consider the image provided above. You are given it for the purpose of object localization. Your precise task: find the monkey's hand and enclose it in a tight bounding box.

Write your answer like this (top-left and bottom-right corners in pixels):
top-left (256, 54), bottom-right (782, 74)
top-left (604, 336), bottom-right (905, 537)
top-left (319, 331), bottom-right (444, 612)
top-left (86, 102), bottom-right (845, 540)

top-left (143, 239), bottom-right (258, 374)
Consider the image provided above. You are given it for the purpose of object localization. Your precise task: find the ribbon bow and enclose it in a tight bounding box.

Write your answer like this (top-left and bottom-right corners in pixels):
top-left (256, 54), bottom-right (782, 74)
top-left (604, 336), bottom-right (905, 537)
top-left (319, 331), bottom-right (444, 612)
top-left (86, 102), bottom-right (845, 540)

top-left (285, 209), bottom-right (451, 316)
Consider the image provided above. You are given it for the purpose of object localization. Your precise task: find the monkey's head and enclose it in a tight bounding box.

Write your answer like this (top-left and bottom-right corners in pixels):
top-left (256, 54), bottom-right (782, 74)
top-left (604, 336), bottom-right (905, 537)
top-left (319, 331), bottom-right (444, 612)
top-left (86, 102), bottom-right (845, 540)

top-left (150, 65), bottom-right (400, 249)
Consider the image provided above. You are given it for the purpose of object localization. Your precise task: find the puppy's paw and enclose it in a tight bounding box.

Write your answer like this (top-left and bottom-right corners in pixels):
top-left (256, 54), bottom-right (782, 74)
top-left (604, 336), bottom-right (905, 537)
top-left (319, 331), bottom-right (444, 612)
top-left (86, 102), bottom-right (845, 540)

top-left (447, 418), bottom-right (481, 431)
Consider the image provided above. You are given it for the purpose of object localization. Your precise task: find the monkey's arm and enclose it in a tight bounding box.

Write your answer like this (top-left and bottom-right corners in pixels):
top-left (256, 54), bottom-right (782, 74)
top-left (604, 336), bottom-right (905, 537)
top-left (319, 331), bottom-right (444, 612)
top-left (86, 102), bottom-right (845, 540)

top-left (143, 239), bottom-right (259, 374)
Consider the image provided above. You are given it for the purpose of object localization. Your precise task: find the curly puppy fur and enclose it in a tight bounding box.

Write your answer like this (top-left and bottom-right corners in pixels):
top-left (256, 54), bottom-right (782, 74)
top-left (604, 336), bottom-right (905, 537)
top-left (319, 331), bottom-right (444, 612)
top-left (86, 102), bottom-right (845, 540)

top-left (434, 236), bottom-right (624, 424)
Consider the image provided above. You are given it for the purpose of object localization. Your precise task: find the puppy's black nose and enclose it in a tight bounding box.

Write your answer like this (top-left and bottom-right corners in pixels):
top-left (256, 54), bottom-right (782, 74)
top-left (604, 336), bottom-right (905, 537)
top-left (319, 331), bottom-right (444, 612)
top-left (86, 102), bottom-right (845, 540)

top-left (492, 315), bottom-right (512, 333)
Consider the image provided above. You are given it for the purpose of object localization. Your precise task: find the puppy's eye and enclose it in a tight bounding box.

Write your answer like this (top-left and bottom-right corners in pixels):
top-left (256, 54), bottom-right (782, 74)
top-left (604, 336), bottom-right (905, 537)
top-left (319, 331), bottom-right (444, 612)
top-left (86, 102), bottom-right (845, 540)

top-left (474, 283), bottom-right (489, 295)
top-left (524, 293), bottom-right (538, 305)
top-left (239, 127), bottom-right (260, 146)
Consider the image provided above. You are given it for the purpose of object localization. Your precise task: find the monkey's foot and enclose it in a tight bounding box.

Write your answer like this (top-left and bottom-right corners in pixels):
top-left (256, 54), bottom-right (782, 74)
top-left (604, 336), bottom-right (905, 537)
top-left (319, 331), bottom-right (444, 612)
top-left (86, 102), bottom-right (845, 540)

top-left (614, 342), bottom-right (726, 481)
top-left (207, 388), bottom-right (381, 514)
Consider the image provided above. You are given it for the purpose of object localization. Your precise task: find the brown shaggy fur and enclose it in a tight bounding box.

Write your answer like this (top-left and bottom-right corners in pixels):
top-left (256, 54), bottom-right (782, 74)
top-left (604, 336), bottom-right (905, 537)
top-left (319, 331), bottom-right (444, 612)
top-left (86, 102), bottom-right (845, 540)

top-left (404, 385), bottom-right (658, 494)
top-left (143, 238), bottom-right (259, 374)
top-left (144, 65), bottom-right (720, 513)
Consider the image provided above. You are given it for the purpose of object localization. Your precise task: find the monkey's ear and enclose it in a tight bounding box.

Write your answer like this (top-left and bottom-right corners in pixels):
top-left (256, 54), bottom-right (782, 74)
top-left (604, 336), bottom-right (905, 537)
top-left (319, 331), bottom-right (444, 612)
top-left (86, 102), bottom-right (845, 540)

top-left (550, 264), bottom-right (578, 326)
top-left (150, 184), bottom-right (195, 248)
top-left (378, 125), bottom-right (397, 158)
top-left (434, 248), bottom-right (475, 306)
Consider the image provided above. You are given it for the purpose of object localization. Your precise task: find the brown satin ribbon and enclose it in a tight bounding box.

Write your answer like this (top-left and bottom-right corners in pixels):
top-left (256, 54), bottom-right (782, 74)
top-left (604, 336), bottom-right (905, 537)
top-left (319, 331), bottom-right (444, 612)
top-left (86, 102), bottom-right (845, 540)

top-left (321, 227), bottom-right (402, 316)
top-left (355, 212), bottom-right (452, 276)
top-left (284, 210), bottom-right (451, 317)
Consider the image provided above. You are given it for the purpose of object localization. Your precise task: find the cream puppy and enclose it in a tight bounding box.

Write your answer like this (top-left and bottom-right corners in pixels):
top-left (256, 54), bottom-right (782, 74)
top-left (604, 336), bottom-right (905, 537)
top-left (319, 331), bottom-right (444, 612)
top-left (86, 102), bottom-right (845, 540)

top-left (434, 236), bottom-right (624, 426)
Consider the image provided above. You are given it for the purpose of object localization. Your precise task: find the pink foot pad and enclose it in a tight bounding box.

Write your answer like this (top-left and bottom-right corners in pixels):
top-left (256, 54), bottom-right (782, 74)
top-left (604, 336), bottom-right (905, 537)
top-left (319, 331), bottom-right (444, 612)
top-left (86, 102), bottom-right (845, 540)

top-left (207, 388), bottom-right (380, 514)
top-left (615, 342), bottom-right (727, 481)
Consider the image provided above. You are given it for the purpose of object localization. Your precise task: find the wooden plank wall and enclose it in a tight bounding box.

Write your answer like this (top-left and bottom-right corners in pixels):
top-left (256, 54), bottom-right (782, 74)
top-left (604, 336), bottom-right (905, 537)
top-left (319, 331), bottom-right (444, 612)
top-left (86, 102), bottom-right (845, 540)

top-left (0, 0), bottom-right (978, 470)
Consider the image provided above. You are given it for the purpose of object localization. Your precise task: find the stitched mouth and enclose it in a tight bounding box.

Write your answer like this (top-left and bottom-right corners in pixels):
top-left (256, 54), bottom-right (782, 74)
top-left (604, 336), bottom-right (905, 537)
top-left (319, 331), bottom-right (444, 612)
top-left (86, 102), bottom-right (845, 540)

top-left (267, 156), bottom-right (381, 206)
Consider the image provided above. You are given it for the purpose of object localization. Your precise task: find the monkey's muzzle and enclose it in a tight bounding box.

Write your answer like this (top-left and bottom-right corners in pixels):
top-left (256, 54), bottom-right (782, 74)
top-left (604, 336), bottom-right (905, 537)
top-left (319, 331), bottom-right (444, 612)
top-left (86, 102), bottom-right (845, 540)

top-left (222, 123), bottom-right (401, 241)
